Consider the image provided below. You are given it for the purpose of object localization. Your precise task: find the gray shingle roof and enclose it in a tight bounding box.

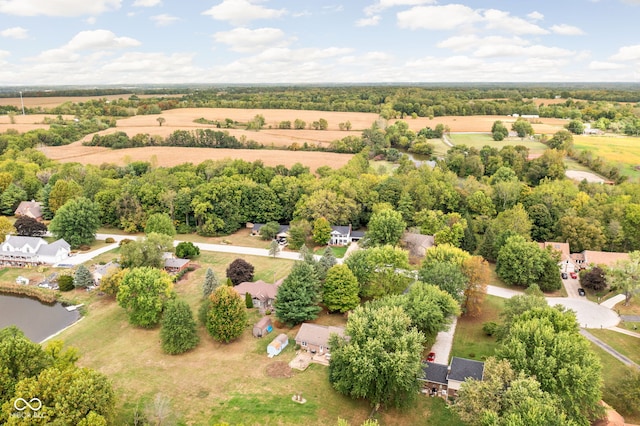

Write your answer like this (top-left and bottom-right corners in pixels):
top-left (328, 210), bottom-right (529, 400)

top-left (421, 362), bottom-right (449, 385)
top-left (294, 323), bottom-right (345, 348)
top-left (331, 225), bottom-right (351, 235)
top-left (448, 357), bottom-right (484, 382)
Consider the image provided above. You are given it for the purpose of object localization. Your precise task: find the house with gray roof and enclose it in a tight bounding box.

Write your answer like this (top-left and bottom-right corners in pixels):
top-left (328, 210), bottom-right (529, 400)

top-left (420, 357), bottom-right (485, 398)
top-left (233, 279), bottom-right (284, 311)
top-left (294, 323), bottom-right (345, 356)
top-left (14, 200), bottom-right (43, 221)
top-left (330, 225), bottom-right (351, 246)
top-left (0, 235), bottom-right (70, 266)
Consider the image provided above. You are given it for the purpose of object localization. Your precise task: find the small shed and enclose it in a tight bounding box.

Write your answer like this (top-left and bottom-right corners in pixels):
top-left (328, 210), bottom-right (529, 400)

top-left (253, 316), bottom-right (273, 338)
top-left (16, 276), bottom-right (29, 285)
top-left (267, 333), bottom-right (289, 358)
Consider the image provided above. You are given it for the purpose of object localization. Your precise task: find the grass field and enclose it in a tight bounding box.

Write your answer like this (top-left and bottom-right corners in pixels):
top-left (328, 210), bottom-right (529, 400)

top-left (448, 133), bottom-right (549, 154)
top-left (450, 295), bottom-right (505, 362)
top-left (588, 329), bottom-right (640, 365)
top-left (573, 135), bottom-right (640, 180)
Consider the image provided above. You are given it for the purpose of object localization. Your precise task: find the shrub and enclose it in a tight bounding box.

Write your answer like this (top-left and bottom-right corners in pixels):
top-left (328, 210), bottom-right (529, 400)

top-left (119, 239), bottom-right (133, 246)
top-left (482, 321), bottom-right (499, 336)
top-left (245, 292), bottom-right (254, 308)
top-left (105, 237), bottom-right (115, 243)
top-left (175, 241), bottom-right (200, 259)
top-left (58, 275), bottom-right (74, 292)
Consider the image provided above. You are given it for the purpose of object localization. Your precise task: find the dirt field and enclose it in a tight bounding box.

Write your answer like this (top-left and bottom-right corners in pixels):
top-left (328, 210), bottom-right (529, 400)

top-left (40, 144), bottom-right (354, 170)
top-left (399, 114), bottom-right (567, 134)
top-left (0, 113), bottom-right (75, 133)
top-left (0, 94), bottom-right (180, 109)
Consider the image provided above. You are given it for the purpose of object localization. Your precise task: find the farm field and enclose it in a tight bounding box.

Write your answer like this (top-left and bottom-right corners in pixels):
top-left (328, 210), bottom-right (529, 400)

top-left (0, 113), bottom-right (74, 133)
top-left (447, 133), bottom-right (549, 154)
top-left (0, 94), bottom-right (181, 109)
top-left (573, 135), bottom-right (640, 179)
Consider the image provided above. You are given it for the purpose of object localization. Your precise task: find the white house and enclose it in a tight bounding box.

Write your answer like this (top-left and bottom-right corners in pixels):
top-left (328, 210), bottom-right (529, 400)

top-left (330, 225), bottom-right (351, 246)
top-left (0, 236), bottom-right (70, 266)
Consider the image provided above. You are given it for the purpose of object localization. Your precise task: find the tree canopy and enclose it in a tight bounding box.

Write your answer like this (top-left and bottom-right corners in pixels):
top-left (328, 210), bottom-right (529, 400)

top-left (116, 267), bottom-right (175, 328)
top-left (49, 197), bottom-right (101, 248)
top-left (205, 285), bottom-right (247, 343)
top-left (274, 261), bottom-right (322, 326)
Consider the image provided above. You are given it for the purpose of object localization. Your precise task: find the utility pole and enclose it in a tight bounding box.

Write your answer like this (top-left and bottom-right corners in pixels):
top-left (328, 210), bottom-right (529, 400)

top-left (19, 91), bottom-right (25, 115)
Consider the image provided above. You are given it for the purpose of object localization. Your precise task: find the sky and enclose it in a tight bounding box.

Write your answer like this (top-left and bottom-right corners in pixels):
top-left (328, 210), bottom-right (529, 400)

top-left (0, 0), bottom-right (639, 86)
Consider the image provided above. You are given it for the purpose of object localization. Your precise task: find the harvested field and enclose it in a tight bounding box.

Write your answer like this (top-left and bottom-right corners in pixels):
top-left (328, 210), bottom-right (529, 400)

top-left (40, 144), bottom-right (353, 170)
top-left (395, 114), bottom-right (567, 134)
top-left (0, 113), bottom-right (73, 133)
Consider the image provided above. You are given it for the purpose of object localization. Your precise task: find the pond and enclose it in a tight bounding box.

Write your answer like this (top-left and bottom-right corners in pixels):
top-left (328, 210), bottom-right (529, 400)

top-left (0, 294), bottom-right (81, 343)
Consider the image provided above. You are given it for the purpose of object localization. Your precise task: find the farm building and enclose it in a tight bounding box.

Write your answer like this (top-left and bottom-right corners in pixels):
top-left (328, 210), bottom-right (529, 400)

top-left (253, 316), bottom-right (273, 338)
top-left (267, 333), bottom-right (289, 358)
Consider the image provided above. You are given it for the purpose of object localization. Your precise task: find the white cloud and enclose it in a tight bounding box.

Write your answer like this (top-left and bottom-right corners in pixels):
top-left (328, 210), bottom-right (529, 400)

top-left (150, 14), bottom-right (179, 26)
top-left (589, 61), bottom-right (626, 70)
top-left (0, 0), bottom-right (121, 17)
top-left (483, 9), bottom-right (548, 35)
top-left (1, 27), bottom-right (28, 39)
top-left (397, 4), bottom-right (482, 30)
top-left (0, 50), bottom-right (10, 59)
top-left (437, 35), bottom-right (528, 52)
top-left (213, 27), bottom-right (290, 53)
top-left (202, 0), bottom-right (286, 26)
top-left (364, 0), bottom-right (434, 16)
top-left (133, 0), bottom-right (161, 6)
top-left (610, 44), bottom-right (640, 61)
top-left (527, 11), bottom-right (544, 21)
top-left (64, 30), bottom-right (140, 51)
top-left (550, 24), bottom-right (585, 35)
top-left (356, 16), bottom-right (381, 27)
top-left (437, 35), bottom-right (572, 59)
top-left (85, 17), bottom-right (97, 24)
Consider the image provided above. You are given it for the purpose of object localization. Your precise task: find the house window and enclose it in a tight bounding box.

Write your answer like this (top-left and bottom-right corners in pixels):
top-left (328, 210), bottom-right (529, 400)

top-left (301, 341), bottom-right (307, 347)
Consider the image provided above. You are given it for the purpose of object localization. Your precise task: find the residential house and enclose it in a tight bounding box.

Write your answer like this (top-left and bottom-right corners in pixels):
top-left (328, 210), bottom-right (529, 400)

top-left (164, 257), bottom-right (190, 274)
top-left (250, 223), bottom-right (290, 244)
top-left (420, 357), bottom-right (485, 398)
top-left (294, 323), bottom-right (345, 356)
top-left (350, 230), bottom-right (365, 242)
top-left (0, 236), bottom-right (70, 266)
top-left (233, 279), bottom-right (284, 311)
top-left (539, 242), bottom-right (575, 273)
top-left (570, 250), bottom-right (630, 270)
top-left (267, 333), bottom-right (289, 358)
top-left (402, 232), bottom-right (435, 258)
top-left (14, 200), bottom-right (43, 221)
top-left (92, 261), bottom-right (120, 284)
top-left (330, 225), bottom-right (351, 246)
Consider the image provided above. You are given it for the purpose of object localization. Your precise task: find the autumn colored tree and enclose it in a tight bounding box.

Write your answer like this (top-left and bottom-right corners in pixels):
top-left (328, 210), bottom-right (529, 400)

top-left (462, 256), bottom-right (490, 317)
top-left (226, 258), bottom-right (254, 285)
top-left (205, 285), bottom-right (247, 343)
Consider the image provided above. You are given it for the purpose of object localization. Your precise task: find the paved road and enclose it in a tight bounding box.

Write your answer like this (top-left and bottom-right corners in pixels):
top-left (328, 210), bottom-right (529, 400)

top-left (601, 294), bottom-right (626, 309)
top-left (580, 329), bottom-right (639, 368)
top-left (562, 275), bottom-right (582, 299)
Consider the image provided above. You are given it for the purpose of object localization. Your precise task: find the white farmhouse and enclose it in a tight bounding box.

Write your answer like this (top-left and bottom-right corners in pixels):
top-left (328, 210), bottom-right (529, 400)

top-left (0, 236), bottom-right (71, 266)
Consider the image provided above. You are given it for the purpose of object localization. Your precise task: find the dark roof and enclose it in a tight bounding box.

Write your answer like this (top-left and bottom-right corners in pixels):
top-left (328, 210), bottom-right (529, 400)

top-left (350, 230), bottom-right (365, 238)
top-left (252, 223), bottom-right (290, 235)
top-left (164, 258), bottom-right (190, 269)
top-left (421, 362), bottom-right (449, 385)
top-left (448, 357), bottom-right (484, 382)
top-left (331, 225), bottom-right (351, 235)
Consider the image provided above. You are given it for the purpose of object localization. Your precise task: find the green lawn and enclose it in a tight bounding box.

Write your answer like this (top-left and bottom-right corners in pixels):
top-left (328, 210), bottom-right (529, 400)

top-left (315, 245), bottom-right (348, 259)
top-left (448, 133), bottom-right (548, 154)
top-left (450, 295), bottom-right (505, 362)
top-left (587, 329), bottom-right (640, 365)
top-left (573, 134), bottom-right (640, 180)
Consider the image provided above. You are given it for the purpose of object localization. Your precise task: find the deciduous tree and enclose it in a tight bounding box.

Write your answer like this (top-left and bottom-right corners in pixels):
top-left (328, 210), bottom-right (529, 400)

top-left (461, 256), bottom-right (490, 317)
top-left (119, 233), bottom-right (174, 269)
top-left (14, 215), bottom-right (47, 237)
top-left (0, 217), bottom-right (15, 243)
top-left (607, 251), bottom-right (640, 305)
top-left (160, 299), bottom-right (199, 355)
top-left (323, 265), bottom-right (360, 313)
top-left (205, 285), bottom-right (247, 343)
top-left (366, 209), bottom-right (406, 246)
top-left (345, 245), bottom-right (411, 298)
top-left (580, 266), bottom-right (607, 291)
top-left (269, 239), bottom-right (280, 258)
top-left (226, 258), bottom-right (254, 285)
top-left (116, 267), bottom-right (174, 328)
top-left (312, 216), bottom-right (332, 245)
top-left (418, 261), bottom-right (467, 302)
top-left (99, 268), bottom-right (128, 297)
top-left (175, 241), bottom-right (200, 259)
top-left (49, 197), bottom-right (101, 248)
top-left (144, 212), bottom-right (176, 237)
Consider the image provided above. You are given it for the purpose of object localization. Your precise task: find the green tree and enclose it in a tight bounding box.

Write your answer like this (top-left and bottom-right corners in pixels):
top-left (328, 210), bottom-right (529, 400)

top-left (175, 241), bottom-right (200, 259)
top-left (269, 239), bottom-right (280, 258)
top-left (205, 285), bottom-right (247, 343)
top-left (119, 233), bottom-right (174, 269)
top-left (496, 235), bottom-right (561, 291)
top-left (0, 326), bottom-right (51, 403)
top-left (274, 262), bottom-right (322, 326)
top-left (394, 282), bottom-right (460, 338)
top-left (418, 261), bottom-right (467, 302)
top-left (116, 267), bottom-right (174, 328)
top-left (491, 120), bottom-right (509, 141)
top-left (0, 184), bottom-right (27, 216)
top-left (245, 292), bottom-right (254, 308)
top-left (202, 267), bottom-right (219, 299)
top-left (312, 217), bottom-right (332, 245)
top-left (49, 197), bottom-right (101, 248)
top-left (226, 258), bottom-right (254, 285)
top-left (345, 245), bottom-right (411, 298)
top-left (144, 212), bottom-right (176, 237)
top-left (606, 366), bottom-right (640, 420)
top-left (0, 216), bottom-right (15, 243)
top-left (497, 306), bottom-right (603, 425)
top-left (557, 215), bottom-right (606, 252)
top-left (316, 246), bottom-right (337, 281)
top-left (99, 268), bottom-right (128, 297)
top-left (478, 204), bottom-right (532, 262)
top-left (58, 274), bottom-right (74, 292)
top-left (47, 179), bottom-right (82, 214)
top-left (366, 209), bottom-right (406, 246)
top-left (547, 129), bottom-right (574, 150)
top-left (323, 265), bottom-right (360, 313)
top-left (607, 251), bottom-right (640, 305)
top-left (160, 299), bottom-right (199, 355)
top-left (14, 215), bottom-right (47, 237)
top-left (421, 243), bottom-right (470, 269)
top-left (329, 304), bottom-right (425, 410)
top-left (259, 221), bottom-right (280, 240)
top-left (566, 119), bottom-right (585, 135)
top-left (73, 264), bottom-right (94, 289)
top-left (287, 220), bottom-right (310, 250)
top-left (1, 366), bottom-right (115, 425)
top-left (511, 118), bottom-right (534, 138)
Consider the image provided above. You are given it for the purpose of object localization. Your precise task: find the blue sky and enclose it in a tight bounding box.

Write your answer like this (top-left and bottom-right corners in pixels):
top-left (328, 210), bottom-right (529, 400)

top-left (0, 0), bottom-right (639, 86)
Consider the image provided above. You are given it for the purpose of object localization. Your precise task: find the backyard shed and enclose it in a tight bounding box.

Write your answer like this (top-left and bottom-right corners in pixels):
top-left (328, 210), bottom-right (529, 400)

top-left (253, 316), bottom-right (273, 338)
top-left (267, 333), bottom-right (289, 358)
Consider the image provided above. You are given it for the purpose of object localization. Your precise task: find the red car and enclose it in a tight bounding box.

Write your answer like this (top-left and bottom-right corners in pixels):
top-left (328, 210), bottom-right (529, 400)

top-left (570, 272), bottom-right (578, 279)
top-left (426, 352), bottom-right (436, 362)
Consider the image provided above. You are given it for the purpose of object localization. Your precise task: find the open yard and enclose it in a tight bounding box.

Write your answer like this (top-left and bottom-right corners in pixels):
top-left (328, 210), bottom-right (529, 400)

top-left (450, 295), bottom-right (505, 362)
top-left (588, 329), bottom-right (640, 365)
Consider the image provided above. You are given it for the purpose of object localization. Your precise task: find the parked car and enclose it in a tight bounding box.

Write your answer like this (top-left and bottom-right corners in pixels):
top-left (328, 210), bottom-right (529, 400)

top-left (578, 288), bottom-right (586, 296)
top-left (561, 272), bottom-right (568, 279)
top-left (426, 352), bottom-right (436, 362)
top-left (570, 272), bottom-right (578, 279)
